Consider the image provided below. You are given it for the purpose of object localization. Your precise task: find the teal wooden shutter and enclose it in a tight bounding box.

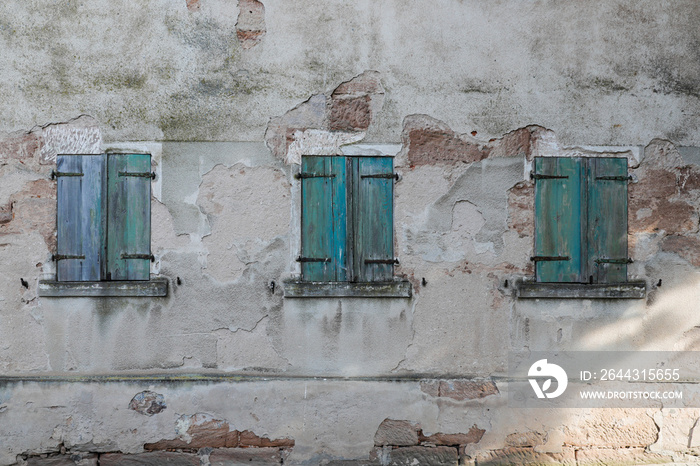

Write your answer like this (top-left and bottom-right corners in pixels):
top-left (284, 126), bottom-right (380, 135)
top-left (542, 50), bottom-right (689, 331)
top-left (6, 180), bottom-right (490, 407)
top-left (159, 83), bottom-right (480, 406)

top-left (533, 157), bottom-right (584, 283)
top-left (56, 155), bottom-right (106, 282)
top-left (106, 154), bottom-right (151, 281)
top-left (353, 157), bottom-right (394, 282)
top-left (587, 157), bottom-right (628, 283)
top-left (300, 156), bottom-right (347, 281)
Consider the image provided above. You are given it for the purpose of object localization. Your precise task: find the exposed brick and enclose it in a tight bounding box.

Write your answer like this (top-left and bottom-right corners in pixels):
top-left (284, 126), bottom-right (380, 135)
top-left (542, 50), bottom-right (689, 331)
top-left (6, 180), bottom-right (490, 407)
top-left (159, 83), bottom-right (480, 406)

top-left (374, 419), bottom-right (420, 447)
top-left (238, 430), bottom-right (295, 448)
top-left (236, 0), bottom-right (266, 49)
top-left (507, 181), bottom-right (534, 238)
top-left (421, 426), bottom-right (485, 446)
top-left (186, 0), bottom-right (200, 11)
top-left (488, 127), bottom-right (532, 159)
top-left (99, 452), bottom-right (199, 466)
top-left (505, 431), bottom-right (547, 447)
top-left (563, 409), bottom-right (658, 447)
top-left (661, 235), bottom-right (700, 266)
top-left (419, 380), bottom-right (440, 397)
top-left (437, 380), bottom-right (499, 401)
top-left (144, 414), bottom-right (238, 450)
top-left (26, 454), bottom-right (97, 466)
top-left (0, 132), bottom-right (42, 161)
top-left (329, 95), bottom-right (372, 132)
top-left (385, 446), bottom-right (458, 465)
top-left (332, 71), bottom-right (383, 97)
top-left (575, 447), bottom-right (672, 465)
top-left (0, 180), bottom-right (57, 252)
top-left (128, 391), bottom-right (166, 416)
top-left (209, 447), bottom-right (283, 465)
top-left (474, 447), bottom-right (575, 465)
top-left (679, 165), bottom-right (700, 194)
top-left (0, 202), bottom-right (12, 225)
top-left (405, 116), bottom-right (489, 166)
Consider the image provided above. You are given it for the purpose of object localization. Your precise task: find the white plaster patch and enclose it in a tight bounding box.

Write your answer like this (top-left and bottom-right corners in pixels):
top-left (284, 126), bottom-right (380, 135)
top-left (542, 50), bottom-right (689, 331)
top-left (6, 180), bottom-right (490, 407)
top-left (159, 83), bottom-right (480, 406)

top-left (40, 124), bottom-right (102, 163)
top-left (341, 143), bottom-right (401, 156)
top-left (286, 129), bottom-right (365, 165)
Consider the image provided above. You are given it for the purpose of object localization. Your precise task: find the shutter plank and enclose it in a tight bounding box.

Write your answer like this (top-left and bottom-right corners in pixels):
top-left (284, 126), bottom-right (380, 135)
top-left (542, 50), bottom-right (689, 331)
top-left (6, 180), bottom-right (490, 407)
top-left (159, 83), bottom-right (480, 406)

top-left (56, 155), bottom-right (106, 282)
top-left (534, 157), bottom-right (584, 282)
top-left (107, 154), bottom-right (151, 281)
top-left (301, 156), bottom-right (347, 281)
top-left (588, 157), bottom-right (628, 283)
top-left (354, 157), bottom-right (394, 282)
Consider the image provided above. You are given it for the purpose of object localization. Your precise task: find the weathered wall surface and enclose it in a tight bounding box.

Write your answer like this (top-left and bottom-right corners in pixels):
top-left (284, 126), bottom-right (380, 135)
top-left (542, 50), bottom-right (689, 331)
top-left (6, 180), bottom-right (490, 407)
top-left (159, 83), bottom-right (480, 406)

top-left (3, 0), bottom-right (700, 465)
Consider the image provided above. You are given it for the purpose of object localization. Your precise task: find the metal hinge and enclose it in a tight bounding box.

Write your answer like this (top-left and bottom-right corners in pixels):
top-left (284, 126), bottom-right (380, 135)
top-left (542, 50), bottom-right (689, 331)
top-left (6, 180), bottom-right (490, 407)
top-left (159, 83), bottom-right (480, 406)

top-left (121, 253), bottom-right (155, 262)
top-left (595, 175), bottom-right (633, 181)
top-left (595, 258), bottom-right (633, 264)
top-left (361, 173), bottom-right (400, 181)
top-left (530, 172), bottom-right (569, 180)
top-left (119, 171), bottom-right (156, 179)
top-left (50, 170), bottom-right (83, 180)
top-left (364, 258), bottom-right (399, 265)
top-left (530, 256), bottom-right (570, 262)
top-left (295, 173), bottom-right (336, 179)
top-left (296, 256), bottom-right (331, 263)
top-left (52, 254), bottom-right (85, 261)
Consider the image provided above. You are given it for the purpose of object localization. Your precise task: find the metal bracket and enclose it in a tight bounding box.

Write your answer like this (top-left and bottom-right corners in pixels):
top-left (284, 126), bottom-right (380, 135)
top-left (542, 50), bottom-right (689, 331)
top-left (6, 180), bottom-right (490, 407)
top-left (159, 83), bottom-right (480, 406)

top-left (51, 170), bottom-right (83, 180)
top-left (530, 172), bottom-right (569, 180)
top-left (360, 173), bottom-right (400, 181)
top-left (121, 253), bottom-right (155, 262)
top-left (296, 256), bottom-right (331, 263)
top-left (595, 175), bottom-right (632, 182)
top-left (295, 173), bottom-right (336, 179)
top-left (119, 171), bottom-right (156, 179)
top-left (52, 254), bottom-right (86, 261)
top-left (364, 258), bottom-right (400, 265)
top-left (530, 256), bottom-right (570, 262)
top-left (595, 258), bottom-right (633, 264)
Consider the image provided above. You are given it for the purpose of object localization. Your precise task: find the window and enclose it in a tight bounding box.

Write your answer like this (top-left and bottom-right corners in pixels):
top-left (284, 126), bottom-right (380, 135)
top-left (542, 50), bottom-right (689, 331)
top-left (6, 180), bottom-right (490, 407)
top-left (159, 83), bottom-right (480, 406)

top-left (284, 155), bottom-right (411, 298)
top-left (519, 156), bottom-right (645, 298)
top-left (39, 152), bottom-right (167, 297)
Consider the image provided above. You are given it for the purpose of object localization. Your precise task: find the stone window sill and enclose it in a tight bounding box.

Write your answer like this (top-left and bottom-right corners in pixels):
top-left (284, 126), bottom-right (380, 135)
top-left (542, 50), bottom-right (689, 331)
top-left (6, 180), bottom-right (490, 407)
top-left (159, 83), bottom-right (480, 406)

top-left (283, 280), bottom-right (412, 298)
top-left (516, 280), bottom-right (646, 299)
top-left (38, 278), bottom-right (168, 297)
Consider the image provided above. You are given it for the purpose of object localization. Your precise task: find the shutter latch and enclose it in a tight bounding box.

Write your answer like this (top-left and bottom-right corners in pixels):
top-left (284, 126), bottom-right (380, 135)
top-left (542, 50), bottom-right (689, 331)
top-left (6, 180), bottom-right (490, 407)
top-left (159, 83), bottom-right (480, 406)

top-left (364, 258), bottom-right (400, 265)
top-left (295, 173), bottom-right (336, 179)
top-left (595, 175), bottom-right (633, 181)
top-left (530, 172), bottom-right (569, 180)
top-left (52, 254), bottom-right (86, 261)
top-left (119, 171), bottom-right (156, 179)
top-left (50, 170), bottom-right (83, 180)
top-left (360, 173), bottom-right (400, 181)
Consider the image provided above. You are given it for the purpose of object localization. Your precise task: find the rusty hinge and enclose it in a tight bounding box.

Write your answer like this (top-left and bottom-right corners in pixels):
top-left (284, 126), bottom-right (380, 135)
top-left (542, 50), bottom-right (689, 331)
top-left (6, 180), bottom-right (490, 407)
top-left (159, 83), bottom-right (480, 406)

top-left (121, 253), bottom-right (155, 262)
top-left (595, 175), bottom-right (632, 181)
top-left (361, 173), bottom-right (400, 181)
top-left (51, 170), bottom-right (83, 180)
top-left (530, 256), bottom-right (570, 262)
top-left (52, 254), bottom-right (86, 261)
top-left (595, 257), bottom-right (633, 264)
top-left (296, 256), bottom-right (331, 263)
top-left (530, 172), bottom-right (569, 180)
top-left (119, 171), bottom-right (156, 179)
top-left (295, 173), bottom-right (336, 179)
top-left (364, 258), bottom-right (400, 265)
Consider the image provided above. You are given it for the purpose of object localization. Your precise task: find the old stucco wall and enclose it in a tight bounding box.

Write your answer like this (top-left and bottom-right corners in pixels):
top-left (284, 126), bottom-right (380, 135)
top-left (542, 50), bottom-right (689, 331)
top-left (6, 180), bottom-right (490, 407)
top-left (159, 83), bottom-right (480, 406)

top-left (2, 1), bottom-right (700, 465)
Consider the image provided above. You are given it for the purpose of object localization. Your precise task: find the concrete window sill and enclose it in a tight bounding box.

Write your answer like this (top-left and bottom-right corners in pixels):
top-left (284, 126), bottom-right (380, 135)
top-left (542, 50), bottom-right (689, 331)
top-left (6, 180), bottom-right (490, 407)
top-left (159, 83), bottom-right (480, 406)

top-left (38, 278), bottom-right (168, 297)
top-left (516, 281), bottom-right (646, 299)
top-left (283, 280), bottom-right (412, 298)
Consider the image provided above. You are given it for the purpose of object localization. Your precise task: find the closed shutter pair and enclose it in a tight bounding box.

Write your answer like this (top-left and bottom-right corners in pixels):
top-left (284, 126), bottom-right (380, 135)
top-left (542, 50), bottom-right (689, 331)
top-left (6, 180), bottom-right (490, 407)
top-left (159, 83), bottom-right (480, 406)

top-left (533, 157), bottom-right (629, 284)
top-left (56, 154), bottom-right (151, 282)
top-left (300, 156), bottom-right (395, 282)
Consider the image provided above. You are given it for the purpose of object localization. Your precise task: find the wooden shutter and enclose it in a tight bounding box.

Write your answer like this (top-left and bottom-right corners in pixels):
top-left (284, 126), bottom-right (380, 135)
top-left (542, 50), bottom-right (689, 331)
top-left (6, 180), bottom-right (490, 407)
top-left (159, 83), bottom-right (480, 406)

top-left (300, 156), bottom-right (347, 281)
top-left (106, 154), bottom-right (151, 281)
top-left (533, 157), bottom-right (584, 283)
top-left (56, 155), bottom-right (106, 282)
top-left (587, 157), bottom-right (628, 283)
top-left (353, 157), bottom-right (394, 282)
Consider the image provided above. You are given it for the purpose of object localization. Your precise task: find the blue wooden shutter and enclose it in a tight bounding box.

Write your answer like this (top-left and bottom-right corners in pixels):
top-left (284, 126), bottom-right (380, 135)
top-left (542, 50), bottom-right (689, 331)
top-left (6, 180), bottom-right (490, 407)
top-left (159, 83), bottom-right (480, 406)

top-left (353, 157), bottom-right (394, 282)
top-left (56, 155), bottom-right (106, 282)
top-left (533, 157), bottom-right (584, 283)
top-left (106, 154), bottom-right (151, 281)
top-left (300, 156), bottom-right (347, 281)
top-left (587, 157), bottom-right (628, 283)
